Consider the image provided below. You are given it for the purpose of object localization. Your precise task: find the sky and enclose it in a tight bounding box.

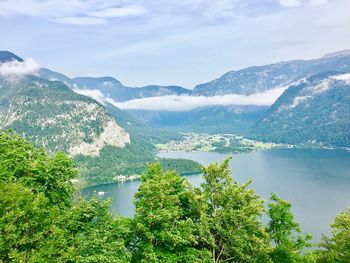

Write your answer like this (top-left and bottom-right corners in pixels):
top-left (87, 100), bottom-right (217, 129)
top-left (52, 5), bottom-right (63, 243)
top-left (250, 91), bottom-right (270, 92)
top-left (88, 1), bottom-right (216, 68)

top-left (1, 0), bottom-right (350, 88)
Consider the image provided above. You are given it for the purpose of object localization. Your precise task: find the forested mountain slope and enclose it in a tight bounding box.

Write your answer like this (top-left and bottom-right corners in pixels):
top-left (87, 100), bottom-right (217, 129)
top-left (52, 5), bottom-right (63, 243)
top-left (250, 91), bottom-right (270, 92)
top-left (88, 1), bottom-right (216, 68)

top-left (127, 105), bottom-right (268, 134)
top-left (253, 72), bottom-right (350, 147)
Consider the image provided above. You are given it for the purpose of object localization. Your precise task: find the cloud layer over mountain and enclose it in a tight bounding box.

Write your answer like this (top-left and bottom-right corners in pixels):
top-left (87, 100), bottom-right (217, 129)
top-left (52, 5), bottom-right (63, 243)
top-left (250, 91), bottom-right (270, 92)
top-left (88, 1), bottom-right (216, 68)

top-left (0, 58), bottom-right (39, 79)
top-left (74, 87), bottom-right (287, 111)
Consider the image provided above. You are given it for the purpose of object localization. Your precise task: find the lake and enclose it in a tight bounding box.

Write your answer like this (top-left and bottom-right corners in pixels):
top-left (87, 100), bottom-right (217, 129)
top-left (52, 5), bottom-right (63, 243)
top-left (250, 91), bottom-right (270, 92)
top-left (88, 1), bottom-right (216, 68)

top-left (82, 148), bottom-right (350, 241)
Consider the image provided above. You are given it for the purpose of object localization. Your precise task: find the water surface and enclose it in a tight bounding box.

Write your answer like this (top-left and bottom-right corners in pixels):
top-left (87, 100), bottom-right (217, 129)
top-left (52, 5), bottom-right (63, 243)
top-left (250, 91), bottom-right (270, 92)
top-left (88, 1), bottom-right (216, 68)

top-left (82, 149), bottom-right (350, 241)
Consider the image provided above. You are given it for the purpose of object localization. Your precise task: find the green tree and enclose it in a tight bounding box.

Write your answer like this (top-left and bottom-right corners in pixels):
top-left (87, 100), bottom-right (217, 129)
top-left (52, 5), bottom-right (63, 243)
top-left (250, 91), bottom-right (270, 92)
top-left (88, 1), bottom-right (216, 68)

top-left (316, 208), bottom-right (350, 262)
top-left (194, 157), bottom-right (270, 263)
top-left (0, 130), bottom-right (77, 207)
top-left (267, 193), bottom-right (312, 262)
top-left (0, 131), bottom-right (131, 262)
top-left (132, 162), bottom-right (211, 262)
top-left (37, 198), bottom-right (132, 263)
top-left (0, 182), bottom-right (58, 262)
top-left (0, 184), bottom-right (131, 263)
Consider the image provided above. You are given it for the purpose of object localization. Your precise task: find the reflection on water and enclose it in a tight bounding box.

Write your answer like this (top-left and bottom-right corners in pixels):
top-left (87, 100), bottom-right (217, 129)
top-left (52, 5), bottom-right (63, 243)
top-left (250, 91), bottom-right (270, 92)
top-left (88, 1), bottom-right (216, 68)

top-left (82, 148), bottom-right (350, 241)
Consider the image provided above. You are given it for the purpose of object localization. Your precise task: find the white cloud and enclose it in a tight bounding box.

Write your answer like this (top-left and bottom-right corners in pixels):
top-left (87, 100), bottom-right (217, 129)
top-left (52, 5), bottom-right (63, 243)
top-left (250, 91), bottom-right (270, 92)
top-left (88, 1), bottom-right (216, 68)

top-left (53, 16), bottom-right (107, 25)
top-left (104, 87), bottom-right (287, 111)
top-left (331, 73), bottom-right (350, 80)
top-left (279, 0), bottom-right (302, 7)
top-left (72, 86), bottom-right (287, 111)
top-left (331, 73), bottom-right (350, 84)
top-left (0, 0), bottom-right (147, 25)
top-left (0, 0), bottom-right (89, 17)
top-left (91, 6), bottom-right (147, 18)
top-left (279, 0), bottom-right (328, 7)
top-left (309, 0), bottom-right (328, 6)
top-left (73, 88), bottom-right (106, 104)
top-left (0, 58), bottom-right (40, 79)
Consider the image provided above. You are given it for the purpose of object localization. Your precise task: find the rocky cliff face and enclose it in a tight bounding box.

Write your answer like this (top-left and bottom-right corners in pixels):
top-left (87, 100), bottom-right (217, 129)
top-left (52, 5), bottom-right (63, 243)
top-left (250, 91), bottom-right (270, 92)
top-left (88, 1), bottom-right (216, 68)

top-left (0, 76), bottom-right (130, 156)
top-left (69, 120), bottom-right (130, 156)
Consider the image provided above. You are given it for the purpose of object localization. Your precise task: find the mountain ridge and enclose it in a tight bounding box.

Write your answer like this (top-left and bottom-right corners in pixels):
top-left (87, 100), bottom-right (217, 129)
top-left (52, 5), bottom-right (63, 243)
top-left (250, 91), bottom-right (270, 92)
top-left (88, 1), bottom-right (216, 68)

top-left (192, 51), bottom-right (350, 96)
top-left (0, 75), bottom-right (130, 156)
top-left (2, 49), bottom-right (350, 148)
top-left (252, 71), bottom-right (350, 147)
top-left (0, 50), bottom-right (24, 63)
top-left (3, 49), bottom-right (350, 102)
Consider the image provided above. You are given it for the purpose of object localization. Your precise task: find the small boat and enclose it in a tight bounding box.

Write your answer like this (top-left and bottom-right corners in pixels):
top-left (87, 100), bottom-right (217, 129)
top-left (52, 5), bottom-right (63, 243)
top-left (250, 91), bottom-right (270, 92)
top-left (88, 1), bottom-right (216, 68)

top-left (97, 191), bottom-right (105, 196)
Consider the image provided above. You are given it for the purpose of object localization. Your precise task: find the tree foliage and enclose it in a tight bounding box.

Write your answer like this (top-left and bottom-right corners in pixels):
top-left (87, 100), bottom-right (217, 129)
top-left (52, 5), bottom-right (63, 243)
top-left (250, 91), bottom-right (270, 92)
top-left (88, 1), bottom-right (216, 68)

top-left (0, 182), bottom-right (57, 262)
top-left (267, 193), bottom-right (312, 262)
top-left (195, 158), bottom-right (270, 262)
top-left (0, 131), bottom-right (349, 262)
top-left (316, 208), bottom-right (350, 262)
top-left (132, 162), bottom-right (210, 262)
top-left (0, 131), bottom-right (130, 262)
top-left (0, 130), bottom-right (76, 207)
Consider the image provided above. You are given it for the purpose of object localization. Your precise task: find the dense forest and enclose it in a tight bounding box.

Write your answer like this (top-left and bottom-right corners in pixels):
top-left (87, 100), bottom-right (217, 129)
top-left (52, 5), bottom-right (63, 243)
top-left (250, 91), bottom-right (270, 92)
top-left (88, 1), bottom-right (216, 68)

top-left (0, 130), bottom-right (349, 262)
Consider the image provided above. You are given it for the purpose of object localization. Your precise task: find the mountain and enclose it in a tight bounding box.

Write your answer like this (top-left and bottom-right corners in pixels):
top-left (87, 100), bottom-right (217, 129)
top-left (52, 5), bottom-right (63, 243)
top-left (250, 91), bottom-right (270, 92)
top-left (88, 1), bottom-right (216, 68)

top-left (73, 102), bottom-right (191, 185)
top-left (0, 51), bottom-right (189, 103)
top-left (0, 50), bottom-right (73, 86)
top-left (0, 51), bottom-right (201, 185)
top-left (0, 76), bottom-right (130, 156)
top-left (127, 105), bottom-right (267, 134)
top-left (62, 50), bottom-right (350, 104)
top-left (72, 77), bottom-right (190, 102)
top-left (3, 49), bottom-right (350, 149)
top-left (252, 72), bottom-right (350, 147)
top-left (322, 49), bottom-right (350, 58)
top-left (7, 49), bottom-right (350, 102)
top-left (104, 102), bottom-right (182, 144)
top-left (193, 50), bottom-right (350, 96)
top-left (38, 68), bottom-right (73, 86)
top-left (69, 50), bottom-right (350, 104)
top-left (0, 51), bottom-right (24, 63)
top-left (71, 50), bottom-right (350, 136)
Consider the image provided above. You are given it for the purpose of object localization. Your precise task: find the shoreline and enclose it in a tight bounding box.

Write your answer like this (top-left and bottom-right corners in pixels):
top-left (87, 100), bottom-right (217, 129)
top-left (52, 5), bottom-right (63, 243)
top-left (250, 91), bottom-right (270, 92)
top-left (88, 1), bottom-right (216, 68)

top-left (80, 146), bottom-right (350, 190)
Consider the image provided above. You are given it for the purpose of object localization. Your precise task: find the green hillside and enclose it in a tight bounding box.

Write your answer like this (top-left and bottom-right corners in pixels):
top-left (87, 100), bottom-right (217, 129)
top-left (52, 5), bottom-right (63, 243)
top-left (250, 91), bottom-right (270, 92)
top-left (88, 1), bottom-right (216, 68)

top-left (253, 72), bottom-right (350, 147)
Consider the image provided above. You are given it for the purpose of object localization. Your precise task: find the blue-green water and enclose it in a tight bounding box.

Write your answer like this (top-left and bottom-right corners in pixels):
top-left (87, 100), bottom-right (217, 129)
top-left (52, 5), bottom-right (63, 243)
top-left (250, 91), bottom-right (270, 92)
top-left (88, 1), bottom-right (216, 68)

top-left (82, 148), bottom-right (350, 241)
